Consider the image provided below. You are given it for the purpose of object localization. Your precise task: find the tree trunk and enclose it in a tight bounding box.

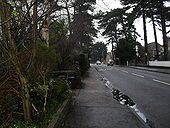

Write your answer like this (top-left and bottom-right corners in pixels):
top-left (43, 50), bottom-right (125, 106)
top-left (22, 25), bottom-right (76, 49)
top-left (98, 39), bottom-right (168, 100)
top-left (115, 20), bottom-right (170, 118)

top-left (142, 8), bottom-right (148, 65)
top-left (0, 0), bottom-right (32, 121)
top-left (151, 13), bottom-right (159, 60)
top-left (111, 40), bottom-right (114, 61)
top-left (32, 0), bottom-right (38, 57)
top-left (160, 1), bottom-right (168, 60)
top-left (65, 1), bottom-right (72, 35)
top-left (17, 68), bottom-right (32, 121)
top-left (114, 29), bottom-right (118, 61)
top-left (42, 0), bottom-right (50, 47)
top-left (121, 16), bottom-right (128, 39)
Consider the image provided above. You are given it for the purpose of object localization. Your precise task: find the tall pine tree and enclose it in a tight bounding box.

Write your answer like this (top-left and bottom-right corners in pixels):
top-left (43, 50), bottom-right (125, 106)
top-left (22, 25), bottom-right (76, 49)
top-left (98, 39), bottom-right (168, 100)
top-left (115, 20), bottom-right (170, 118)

top-left (71, 0), bottom-right (97, 52)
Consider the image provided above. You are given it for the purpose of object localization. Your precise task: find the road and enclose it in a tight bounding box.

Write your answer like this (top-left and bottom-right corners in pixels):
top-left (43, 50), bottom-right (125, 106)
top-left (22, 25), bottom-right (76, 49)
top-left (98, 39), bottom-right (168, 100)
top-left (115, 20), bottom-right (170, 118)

top-left (94, 64), bottom-right (170, 128)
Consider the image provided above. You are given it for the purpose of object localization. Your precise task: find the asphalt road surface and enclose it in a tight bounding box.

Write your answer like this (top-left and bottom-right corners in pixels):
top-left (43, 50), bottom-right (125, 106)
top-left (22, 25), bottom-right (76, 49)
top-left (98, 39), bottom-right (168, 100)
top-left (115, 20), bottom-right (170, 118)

top-left (94, 64), bottom-right (170, 128)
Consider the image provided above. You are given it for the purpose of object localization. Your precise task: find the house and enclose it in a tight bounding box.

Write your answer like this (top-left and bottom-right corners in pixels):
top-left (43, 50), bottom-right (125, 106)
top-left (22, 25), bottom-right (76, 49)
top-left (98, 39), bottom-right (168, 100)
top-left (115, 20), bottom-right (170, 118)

top-left (106, 52), bottom-right (113, 63)
top-left (147, 42), bottom-right (164, 60)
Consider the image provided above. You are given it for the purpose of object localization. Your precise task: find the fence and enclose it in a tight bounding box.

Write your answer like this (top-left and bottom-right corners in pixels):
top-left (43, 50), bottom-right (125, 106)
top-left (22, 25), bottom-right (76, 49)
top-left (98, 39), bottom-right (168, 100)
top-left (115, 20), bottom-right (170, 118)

top-left (149, 61), bottom-right (170, 67)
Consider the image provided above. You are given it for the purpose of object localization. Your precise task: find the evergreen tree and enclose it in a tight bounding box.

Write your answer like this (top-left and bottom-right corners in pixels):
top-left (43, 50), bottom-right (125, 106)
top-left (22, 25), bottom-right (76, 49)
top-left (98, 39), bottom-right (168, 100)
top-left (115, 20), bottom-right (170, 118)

top-left (115, 38), bottom-right (137, 65)
top-left (91, 42), bottom-right (107, 63)
top-left (120, 0), bottom-right (170, 60)
top-left (71, 0), bottom-right (97, 52)
top-left (99, 7), bottom-right (139, 63)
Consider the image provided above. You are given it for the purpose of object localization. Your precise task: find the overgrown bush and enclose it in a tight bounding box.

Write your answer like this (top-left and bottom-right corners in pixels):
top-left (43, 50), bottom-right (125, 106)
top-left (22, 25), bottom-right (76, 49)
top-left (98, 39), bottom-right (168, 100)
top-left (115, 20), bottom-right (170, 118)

top-left (0, 94), bottom-right (23, 127)
top-left (78, 53), bottom-right (90, 75)
top-left (66, 51), bottom-right (90, 75)
top-left (0, 43), bottom-right (69, 127)
top-left (30, 78), bottom-right (69, 110)
top-left (49, 78), bottom-right (69, 97)
top-left (29, 43), bottom-right (61, 84)
top-left (30, 78), bottom-right (70, 127)
top-left (0, 78), bottom-right (70, 128)
top-left (12, 121), bottom-right (37, 128)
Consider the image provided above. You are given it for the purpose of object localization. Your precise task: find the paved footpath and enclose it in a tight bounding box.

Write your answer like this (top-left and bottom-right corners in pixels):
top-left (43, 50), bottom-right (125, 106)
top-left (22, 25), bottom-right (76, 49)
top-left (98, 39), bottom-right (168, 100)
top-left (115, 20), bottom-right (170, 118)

top-left (63, 67), bottom-right (146, 128)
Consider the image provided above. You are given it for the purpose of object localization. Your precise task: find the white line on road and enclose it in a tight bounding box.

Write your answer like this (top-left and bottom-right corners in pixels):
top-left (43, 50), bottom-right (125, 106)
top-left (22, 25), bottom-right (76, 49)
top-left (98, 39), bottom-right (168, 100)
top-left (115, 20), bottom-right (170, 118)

top-left (111, 67), bottom-right (119, 70)
top-left (153, 79), bottom-right (170, 86)
top-left (132, 73), bottom-right (145, 78)
top-left (107, 68), bottom-right (113, 71)
top-left (121, 70), bottom-right (129, 73)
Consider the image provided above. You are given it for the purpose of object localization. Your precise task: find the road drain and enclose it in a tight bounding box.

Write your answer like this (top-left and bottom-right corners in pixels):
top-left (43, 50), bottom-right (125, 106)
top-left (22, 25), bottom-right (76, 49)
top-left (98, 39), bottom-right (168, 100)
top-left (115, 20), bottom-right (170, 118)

top-left (101, 76), bottom-right (155, 128)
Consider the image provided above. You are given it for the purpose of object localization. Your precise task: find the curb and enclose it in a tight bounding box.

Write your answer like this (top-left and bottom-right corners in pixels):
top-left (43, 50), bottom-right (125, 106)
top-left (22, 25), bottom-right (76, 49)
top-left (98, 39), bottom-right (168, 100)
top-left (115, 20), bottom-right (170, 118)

top-left (128, 107), bottom-right (150, 128)
top-left (48, 96), bottom-right (72, 128)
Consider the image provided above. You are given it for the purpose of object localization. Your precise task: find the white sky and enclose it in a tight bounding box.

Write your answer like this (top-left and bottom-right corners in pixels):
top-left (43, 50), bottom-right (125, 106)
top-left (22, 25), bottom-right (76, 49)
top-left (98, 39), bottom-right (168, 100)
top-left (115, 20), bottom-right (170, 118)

top-left (94, 0), bottom-right (170, 52)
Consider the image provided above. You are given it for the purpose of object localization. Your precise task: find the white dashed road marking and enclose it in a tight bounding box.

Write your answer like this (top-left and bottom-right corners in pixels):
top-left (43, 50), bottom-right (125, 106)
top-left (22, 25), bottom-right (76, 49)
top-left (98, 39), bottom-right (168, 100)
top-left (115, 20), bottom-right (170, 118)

top-left (121, 70), bottom-right (129, 73)
top-left (132, 73), bottom-right (145, 78)
top-left (153, 79), bottom-right (170, 86)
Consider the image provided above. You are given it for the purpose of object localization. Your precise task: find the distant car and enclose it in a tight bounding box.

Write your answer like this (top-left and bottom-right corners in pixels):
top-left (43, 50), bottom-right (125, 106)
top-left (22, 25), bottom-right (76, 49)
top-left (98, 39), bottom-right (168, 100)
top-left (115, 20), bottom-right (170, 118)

top-left (96, 61), bottom-right (101, 65)
top-left (107, 60), bottom-right (113, 66)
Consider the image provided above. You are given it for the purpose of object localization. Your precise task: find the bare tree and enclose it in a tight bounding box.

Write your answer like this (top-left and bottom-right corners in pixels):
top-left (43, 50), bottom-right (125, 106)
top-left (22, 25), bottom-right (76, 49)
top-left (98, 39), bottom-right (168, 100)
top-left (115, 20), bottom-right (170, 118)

top-left (0, 0), bottom-right (72, 122)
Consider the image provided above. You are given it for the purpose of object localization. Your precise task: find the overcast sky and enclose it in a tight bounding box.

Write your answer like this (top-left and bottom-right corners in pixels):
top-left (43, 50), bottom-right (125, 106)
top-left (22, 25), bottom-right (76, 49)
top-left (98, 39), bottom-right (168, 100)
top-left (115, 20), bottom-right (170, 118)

top-left (94, 0), bottom-right (169, 52)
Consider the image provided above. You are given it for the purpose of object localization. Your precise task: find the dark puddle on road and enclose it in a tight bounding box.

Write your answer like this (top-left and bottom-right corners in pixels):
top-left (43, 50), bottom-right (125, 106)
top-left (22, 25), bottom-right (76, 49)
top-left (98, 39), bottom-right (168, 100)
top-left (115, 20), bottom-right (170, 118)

top-left (101, 76), bottom-right (155, 128)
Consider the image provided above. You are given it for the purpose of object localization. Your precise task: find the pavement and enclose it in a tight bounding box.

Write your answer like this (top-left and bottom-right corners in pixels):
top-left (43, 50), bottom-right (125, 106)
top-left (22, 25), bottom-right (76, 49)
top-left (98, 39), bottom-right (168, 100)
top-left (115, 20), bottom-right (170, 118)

top-left (63, 67), bottom-right (146, 128)
top-left (129, 66), bottom-right (170, 74)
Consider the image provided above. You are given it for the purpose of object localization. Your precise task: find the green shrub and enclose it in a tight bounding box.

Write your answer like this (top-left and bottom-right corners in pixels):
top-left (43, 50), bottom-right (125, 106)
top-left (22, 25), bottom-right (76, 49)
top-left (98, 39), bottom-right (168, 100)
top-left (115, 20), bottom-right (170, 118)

top-left (12, 121), bottom-right (37, 128)
top-left (49, 78), bottom-right (68, 98)
top-left (30, 78), bottom-right (69, 113)
top-left (29, 78), bottom-right (69, 127)
top-left (78, 53), bottom-right (90, 75)
top-left (0, 94), bottom-right (23, 127)
top-left (30, 43), bottom-right (61, 84)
